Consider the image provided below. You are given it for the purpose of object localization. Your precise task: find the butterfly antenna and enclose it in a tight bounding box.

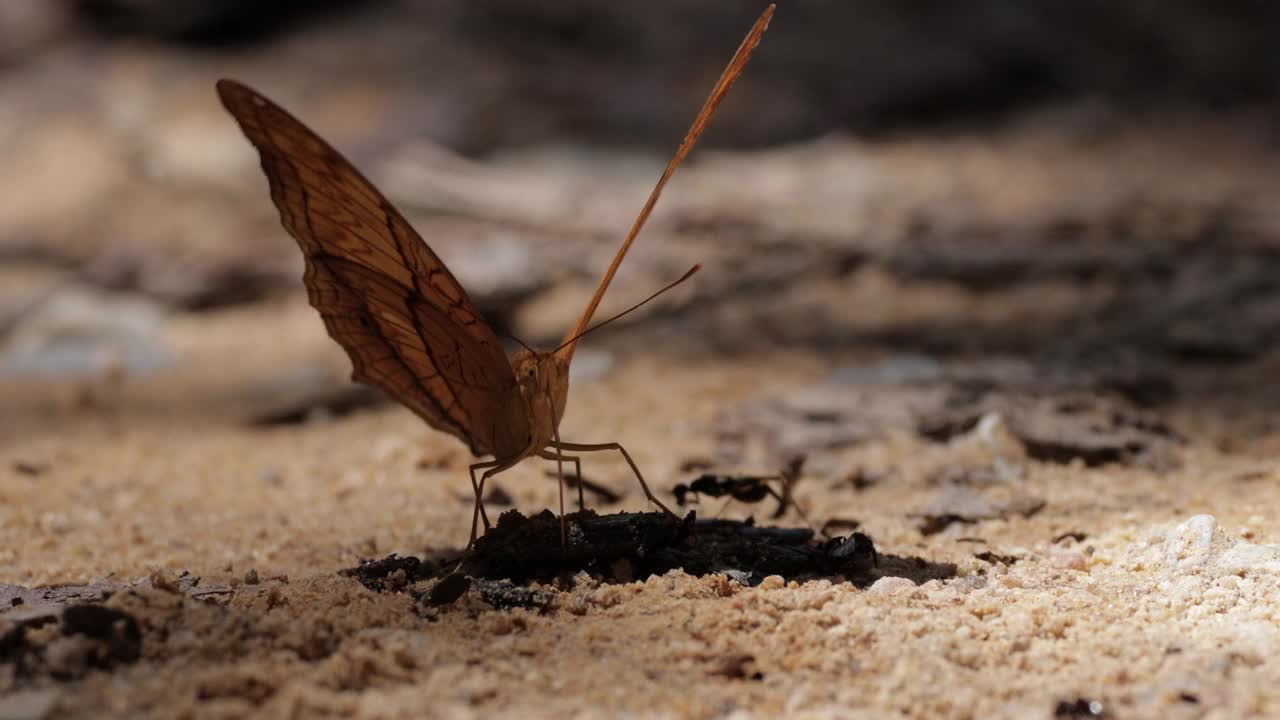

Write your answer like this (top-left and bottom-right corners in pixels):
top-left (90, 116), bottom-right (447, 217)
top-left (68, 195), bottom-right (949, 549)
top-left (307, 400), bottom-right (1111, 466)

top-left (554, 264), bottom-right (700, 353)
top-left (556, 4), bottom-right (774, 363)
top-left (501, 331), bottom-right (537, 354)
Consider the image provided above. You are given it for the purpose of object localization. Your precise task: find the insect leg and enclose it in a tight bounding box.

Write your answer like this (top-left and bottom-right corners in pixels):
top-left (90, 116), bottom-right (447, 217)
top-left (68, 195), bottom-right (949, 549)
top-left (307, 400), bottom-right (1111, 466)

top-left (467, 460), bottom-right (502, 546)
top-left (548, 441), bottom-right (677, 518)
top-left (544, 393), bottom-right (569, 546)
top-left (536, 450), bottom-right (585, 512)
top-left (762, 484), bottom-right (812, 526)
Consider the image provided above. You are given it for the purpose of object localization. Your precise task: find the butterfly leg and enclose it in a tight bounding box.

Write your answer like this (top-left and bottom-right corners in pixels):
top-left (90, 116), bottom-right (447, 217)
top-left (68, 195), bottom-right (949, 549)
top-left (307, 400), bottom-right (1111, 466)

top-left (543, 394), bottom-right (571, 547)
top-left (536, 450), bottom-right (585, 512)
top-left (467, 460), bottom-right (503, 546)
top-left (547, 441), bottom-right (677, 518)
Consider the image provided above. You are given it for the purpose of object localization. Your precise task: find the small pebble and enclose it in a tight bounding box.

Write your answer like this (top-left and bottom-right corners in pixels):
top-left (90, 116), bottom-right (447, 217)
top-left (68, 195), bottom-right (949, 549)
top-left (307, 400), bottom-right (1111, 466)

top-left (1163, 515), bottom-right (1216, 572)
top-left (867, 577), bottom-right (916, 595)
top-left (149, 570), bottom-right (180, 593)
top-left (1050, 549), bottom-right (1088, 571)
top-left (757, 575), bottom-right (785, 590)
top-left (1216, 542), bottom-right (1280, 576)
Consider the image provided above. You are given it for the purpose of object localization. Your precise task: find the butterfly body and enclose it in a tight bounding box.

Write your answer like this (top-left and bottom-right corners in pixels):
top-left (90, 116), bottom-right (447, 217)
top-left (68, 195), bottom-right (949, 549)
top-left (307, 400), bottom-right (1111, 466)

top-left (509, 349), bottom-right (571, 460)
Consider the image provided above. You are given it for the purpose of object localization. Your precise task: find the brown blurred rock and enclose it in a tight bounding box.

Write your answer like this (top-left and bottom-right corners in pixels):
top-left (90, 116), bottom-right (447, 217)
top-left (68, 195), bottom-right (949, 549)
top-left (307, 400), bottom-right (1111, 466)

top-left (915, 483), bottom-right (1046, 536)
top-left (0, 1), bottom-right (70, 65)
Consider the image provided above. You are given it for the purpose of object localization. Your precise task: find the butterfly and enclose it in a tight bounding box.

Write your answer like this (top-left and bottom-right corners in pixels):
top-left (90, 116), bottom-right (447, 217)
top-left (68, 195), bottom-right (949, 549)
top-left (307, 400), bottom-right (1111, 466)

top-left (217, 5), bottom-right (774, 545)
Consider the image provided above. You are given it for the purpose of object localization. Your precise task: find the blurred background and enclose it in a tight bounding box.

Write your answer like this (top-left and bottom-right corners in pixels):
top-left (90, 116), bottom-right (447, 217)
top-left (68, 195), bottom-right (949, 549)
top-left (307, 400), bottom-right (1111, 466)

top-left (6, 0), bottom-right (1280, 446)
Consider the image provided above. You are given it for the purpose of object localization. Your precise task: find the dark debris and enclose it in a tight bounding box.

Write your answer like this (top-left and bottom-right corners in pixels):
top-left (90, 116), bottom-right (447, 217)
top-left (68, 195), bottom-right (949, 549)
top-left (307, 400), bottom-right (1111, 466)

top-left (461, 509), bottom-right (692, 584)
top-left (709, 653), bottom-right (764, 681)
top-left (542, 470), bottom-right (622, 504)
top-left (423, 574), bottom-right (471, 606)
top-left (974, 550), bottom-right (1019, 565)
top-left (474, 579), bottom-right (555, 612)
top-left (920, 393), bottom-right (1183, 467)
top-left (462, 510), bottom-right (895, 587)
top-left (337, 511), bottom-right (952, 608)
top-left (11, 460), bottom-right (47, 477)
top-left (1054, 697), bottom-right (1111, 718)
top-left (483, 483), bottom-right (514, 506)
top-left (339, 554), bottom-right (444, 592)
top-left (919, 514), bottom-right (977, 536)
top-left (60, 605), bottom-right (142, 665)
top-left (1, 603), bottom-right (141, 680)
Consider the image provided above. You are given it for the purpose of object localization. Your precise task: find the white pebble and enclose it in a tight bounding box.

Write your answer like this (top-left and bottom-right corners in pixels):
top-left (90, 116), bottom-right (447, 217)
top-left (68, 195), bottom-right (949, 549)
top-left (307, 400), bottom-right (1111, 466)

top-left (1216, 542), bottom-right (1280, 576)
top-left (867, 576), bottom-right (917, 595)
top-left (1163, 514), bottom-right (1217, 572)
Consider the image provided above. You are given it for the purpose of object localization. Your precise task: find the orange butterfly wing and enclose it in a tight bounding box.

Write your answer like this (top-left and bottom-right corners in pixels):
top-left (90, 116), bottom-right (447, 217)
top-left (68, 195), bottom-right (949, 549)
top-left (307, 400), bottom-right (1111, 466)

top-left (217, 79), bottom-right (529, 458)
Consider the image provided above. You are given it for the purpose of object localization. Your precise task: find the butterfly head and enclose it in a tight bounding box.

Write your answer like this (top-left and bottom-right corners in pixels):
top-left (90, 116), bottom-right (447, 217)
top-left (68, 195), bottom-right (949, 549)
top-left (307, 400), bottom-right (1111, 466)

top-left (512, 349), bottom-right (570, 432)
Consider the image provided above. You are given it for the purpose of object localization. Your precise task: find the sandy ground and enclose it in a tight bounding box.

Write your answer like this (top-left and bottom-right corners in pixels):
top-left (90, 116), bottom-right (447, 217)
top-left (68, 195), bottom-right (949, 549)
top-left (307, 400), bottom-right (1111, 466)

top-left (6, 8), bottom-right (1280, 716)
top-left (4, 291), bottom-right (1280, 719)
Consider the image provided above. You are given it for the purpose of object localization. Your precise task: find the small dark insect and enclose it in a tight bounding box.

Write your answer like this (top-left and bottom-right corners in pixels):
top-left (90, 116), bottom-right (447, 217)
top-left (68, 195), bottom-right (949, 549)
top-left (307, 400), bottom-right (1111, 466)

top-left (674, 474), bottom-right (777, 506)
top-left (673, 458), bottom-right (806, 520)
